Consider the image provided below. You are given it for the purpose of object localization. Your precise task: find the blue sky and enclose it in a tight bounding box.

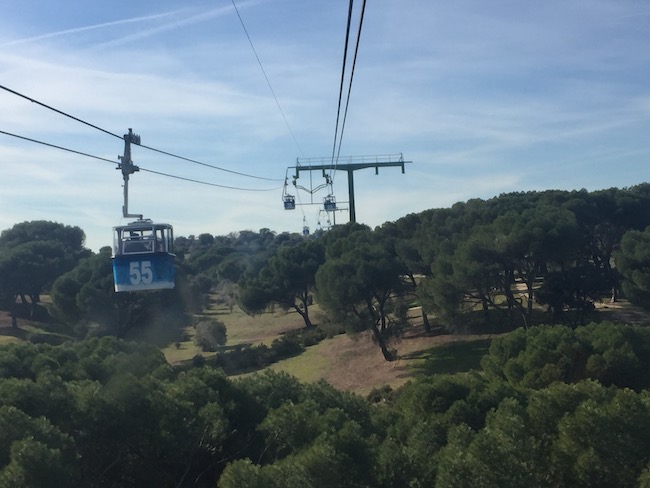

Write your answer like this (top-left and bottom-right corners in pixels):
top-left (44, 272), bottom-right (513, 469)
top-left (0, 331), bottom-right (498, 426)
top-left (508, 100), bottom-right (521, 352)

top-left (1, 0), bottom-right (649, 251)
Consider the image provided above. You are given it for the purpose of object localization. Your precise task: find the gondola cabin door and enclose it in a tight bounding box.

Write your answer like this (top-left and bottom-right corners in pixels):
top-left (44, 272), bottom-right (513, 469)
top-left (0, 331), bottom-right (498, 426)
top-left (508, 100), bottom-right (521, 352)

top-left (112, 220), bottom-right (175, 292)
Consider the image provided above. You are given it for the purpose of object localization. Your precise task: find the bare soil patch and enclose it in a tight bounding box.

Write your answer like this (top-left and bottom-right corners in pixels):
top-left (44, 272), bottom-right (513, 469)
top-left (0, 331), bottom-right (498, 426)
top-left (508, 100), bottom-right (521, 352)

top-left (271, 323), bottom-right (495, 396)
top-left (0, 310), bottom-right (14, 327)
top-left (267, 301), bottom-right (650, 395)
top-left (594, 300), bottom-right (650, 325)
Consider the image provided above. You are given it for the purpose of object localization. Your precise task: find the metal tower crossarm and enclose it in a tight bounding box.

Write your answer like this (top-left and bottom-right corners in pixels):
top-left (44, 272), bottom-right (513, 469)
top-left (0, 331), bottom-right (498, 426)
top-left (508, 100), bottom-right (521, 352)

top-left (291, 154), bottom-right (411, 222)
top-left (117, 128), bottom-right (143, 219)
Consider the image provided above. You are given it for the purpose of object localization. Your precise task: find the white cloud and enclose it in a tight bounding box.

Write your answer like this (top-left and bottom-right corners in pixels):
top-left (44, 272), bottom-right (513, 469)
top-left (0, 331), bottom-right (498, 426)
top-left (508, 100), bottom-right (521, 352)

top-left (0, 0), bottom-right (648, 250)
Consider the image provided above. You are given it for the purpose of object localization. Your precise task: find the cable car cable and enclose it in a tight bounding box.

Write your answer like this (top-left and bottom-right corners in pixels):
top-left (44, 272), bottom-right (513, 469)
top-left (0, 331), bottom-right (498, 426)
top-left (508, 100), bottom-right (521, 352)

top-left (330, 0), bottom-right (355, 177)
top-left (332, 0), bottom-right (367, 181)
top-left (231, 0), bottom-right (304, 157)
top-left (0, 84), bottom-right (123, 140)
top-left (0, 129), bottom-right (117, 165)
top-left (137, 143), bottom-right (282, 181)
top-left (140, 167), bottom-right (282, 191)
top-left (0, 129), bottom-right (281, 191)
top-left (0, 83), bottom-right (282, 182)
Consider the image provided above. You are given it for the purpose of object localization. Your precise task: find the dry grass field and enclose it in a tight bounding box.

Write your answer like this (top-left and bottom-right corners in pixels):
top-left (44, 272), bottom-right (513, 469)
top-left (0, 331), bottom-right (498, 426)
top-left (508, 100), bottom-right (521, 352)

top-left (139, 297), bottom-right (650, 395)
top-left (1, 297), bottom-right (647, 396)
top-left (161, 302), bottom-right (497, 395)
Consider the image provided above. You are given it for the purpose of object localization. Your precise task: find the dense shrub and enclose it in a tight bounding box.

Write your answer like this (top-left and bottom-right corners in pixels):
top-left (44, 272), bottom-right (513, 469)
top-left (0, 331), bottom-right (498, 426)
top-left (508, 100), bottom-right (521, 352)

top-left (194, 319), bottom-right (228, 352)
top-left (208, 328), bottom-right (326, 375)
top-left (270, 335), bottom-right (304, 359)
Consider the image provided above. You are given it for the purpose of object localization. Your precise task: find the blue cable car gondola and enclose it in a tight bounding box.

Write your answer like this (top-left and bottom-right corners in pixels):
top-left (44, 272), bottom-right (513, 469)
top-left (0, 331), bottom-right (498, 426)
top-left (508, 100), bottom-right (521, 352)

top-left (112, 219), bottom-right (175, 292)
top-left (324, 194), bottom-right (337, 211)
top-left (283, 194), bottom-right (296, 210)
top-left (112, 129), bottom-right (177, 292)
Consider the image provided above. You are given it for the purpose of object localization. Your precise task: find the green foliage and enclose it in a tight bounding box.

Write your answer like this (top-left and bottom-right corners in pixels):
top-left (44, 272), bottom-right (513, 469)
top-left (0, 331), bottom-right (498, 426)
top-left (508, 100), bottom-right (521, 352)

top-left (414, 186), bottom-right (650, 329)
top-left (482, 322), bottom-right (650, 390)
top-left (0, 221), bottom-right (88, 321)
top-left (181, 229), bottom-right (285, 285)
top-left (536, 265), bottom-right (608, 325)
top-left (217, 252), bottom-right (251, 282)
top-left (616, 227), bottom-right (650, 309)
top-left (222, 383), bottom-right (377, 488)
top-left (48, 250), bottom-right (113, 326)
top-left (5, 189), bottom-right (650, 486)
top-left (1, 323), bottom-right (650, 486)
top-left (434, 382), bottom-right (650, 487)
top-left (552, 387), bottom-right (650, 487)
top-left (218, 459), bottom-right (272, 488)
top-left (239, 239), bottom-right (325, 329)
top-left (237, 370), bottom-right (305, 411)
top-left (194, 318), bottom-right (227, 352)
top-left (0, 220), bottom-right (86, 254)
top-left (316, 226), bottom-right (405, 361)
top-left (0, 437), bottom-right (78, 488)
top-left (269, 334), bottom-right (304, 358)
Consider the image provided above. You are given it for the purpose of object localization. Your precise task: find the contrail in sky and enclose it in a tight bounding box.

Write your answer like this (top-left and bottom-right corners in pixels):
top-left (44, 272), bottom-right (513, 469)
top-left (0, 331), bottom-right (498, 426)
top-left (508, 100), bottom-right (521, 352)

top-left (3, 0), bottom-right (266, 49)
top-left (1, 10), bottom-right (191, 47)
top-left (97, 0), bottom-right (266, 49)
top-left (95, 5), bottom-right (235, 49)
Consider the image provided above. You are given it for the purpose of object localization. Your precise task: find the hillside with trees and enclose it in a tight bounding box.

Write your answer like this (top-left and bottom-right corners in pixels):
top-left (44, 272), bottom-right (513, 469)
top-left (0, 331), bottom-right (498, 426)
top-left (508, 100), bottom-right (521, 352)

top-left (2, 185), bottom-right (650, 486)
top-left (0, 323), bottom-right (650, 486)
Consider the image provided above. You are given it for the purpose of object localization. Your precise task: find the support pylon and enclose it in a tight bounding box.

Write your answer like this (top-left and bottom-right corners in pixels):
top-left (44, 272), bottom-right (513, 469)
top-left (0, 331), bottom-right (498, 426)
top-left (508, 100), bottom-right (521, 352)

top-left (290, 154), bottom-right (411, 223)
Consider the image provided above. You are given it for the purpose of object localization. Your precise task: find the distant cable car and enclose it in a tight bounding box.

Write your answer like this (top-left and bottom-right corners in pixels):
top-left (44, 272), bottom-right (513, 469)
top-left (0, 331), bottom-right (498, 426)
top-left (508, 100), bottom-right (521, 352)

top-left (283, 194), bottom-right (296, 210)
top-left (112, 219), bottom-right (175, 292)
top-left (324, 194), bottom-right (337, 211)
top-left (317, 209), bottom-right (332, 231)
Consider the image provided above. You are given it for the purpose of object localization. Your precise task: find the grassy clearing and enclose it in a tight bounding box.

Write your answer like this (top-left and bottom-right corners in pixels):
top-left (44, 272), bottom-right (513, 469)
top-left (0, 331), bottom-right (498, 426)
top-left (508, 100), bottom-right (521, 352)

top-left (161, 335), bottom-right (205, 363)
top-left (260, 325), bottom-right (495, 395)
top-left (0, 336), bottom-right (20, 346)
top-left (268, 342), bottom-right (331, 383)
top-left (160, 302), bottom-right (313, 365)
top-left (213, 305), bottom-right (316, 346)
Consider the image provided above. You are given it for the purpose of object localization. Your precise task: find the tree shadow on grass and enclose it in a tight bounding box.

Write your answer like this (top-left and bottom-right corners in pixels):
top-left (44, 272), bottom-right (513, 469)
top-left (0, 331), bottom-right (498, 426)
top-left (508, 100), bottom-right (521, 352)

top-left (403, 338), bottom-right (493, 377)
top-left (0, 325), bottom-right (30, 341)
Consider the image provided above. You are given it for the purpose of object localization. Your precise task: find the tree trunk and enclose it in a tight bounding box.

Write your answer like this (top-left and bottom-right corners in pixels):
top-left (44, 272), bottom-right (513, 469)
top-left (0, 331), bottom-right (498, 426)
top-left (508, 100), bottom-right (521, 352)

top-left (10, 295), bottom-right (18, 328)
top-left (291, 292), bottom-right (314, 329)
top-left (408, 273), bottom-right (417, 289)
top-left (526, 279), bottom-right (534, 327)
top-left (480, 292), bottom-right (490, 325)
top-left (364, 298), bottom-right (395, 361)
top-left (379, 301), bottom-right (387, 333)
top-left (369, 321), bottom-right (395, 361)
top-left (503, 269), bottom-right (517, 327)
top-left (29, 293), bottom-right (39, 318)
top-left (293, 304), bottom-right (313, 329)
top-left (422, 309), bottom-right (431, 333)
top-left (610, 286), bottom-right (618, 303)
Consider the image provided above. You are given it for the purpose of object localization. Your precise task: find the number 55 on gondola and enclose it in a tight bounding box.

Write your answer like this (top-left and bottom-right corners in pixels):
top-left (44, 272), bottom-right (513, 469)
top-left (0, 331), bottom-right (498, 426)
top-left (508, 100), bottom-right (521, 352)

top-left (112, 220), bottom-right (176, 292)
